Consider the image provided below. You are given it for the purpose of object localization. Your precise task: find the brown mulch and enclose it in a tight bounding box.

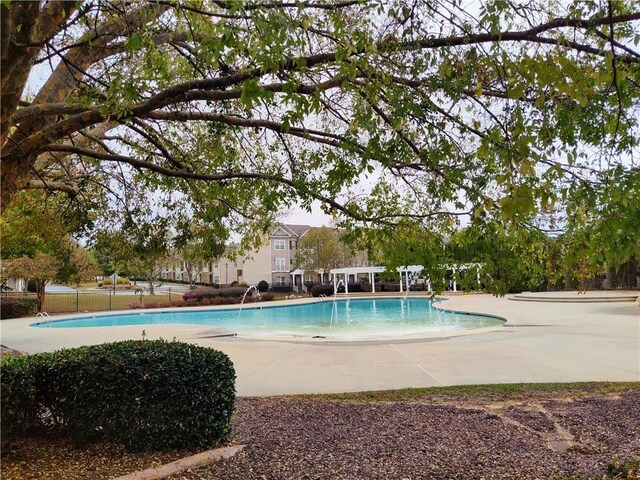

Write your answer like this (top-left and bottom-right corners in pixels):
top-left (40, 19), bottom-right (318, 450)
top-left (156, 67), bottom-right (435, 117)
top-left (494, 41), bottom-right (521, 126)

top-left (1, 436), bottom-right (191, 480)
top-left (2, 390), bottom-right (639, 480)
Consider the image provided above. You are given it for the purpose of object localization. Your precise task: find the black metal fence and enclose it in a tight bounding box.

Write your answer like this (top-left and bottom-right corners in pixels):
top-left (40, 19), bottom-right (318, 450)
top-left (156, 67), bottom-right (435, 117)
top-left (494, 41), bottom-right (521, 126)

top-left (1, 290), bottom-right (185, 314)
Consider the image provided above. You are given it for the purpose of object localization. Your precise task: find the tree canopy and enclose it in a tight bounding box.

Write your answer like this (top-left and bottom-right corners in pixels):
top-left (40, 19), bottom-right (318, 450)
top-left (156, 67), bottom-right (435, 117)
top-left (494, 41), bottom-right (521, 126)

top-left (2, 0), bottom-right (639, 279)
top-left (295, 225), bottom-right (354, 273)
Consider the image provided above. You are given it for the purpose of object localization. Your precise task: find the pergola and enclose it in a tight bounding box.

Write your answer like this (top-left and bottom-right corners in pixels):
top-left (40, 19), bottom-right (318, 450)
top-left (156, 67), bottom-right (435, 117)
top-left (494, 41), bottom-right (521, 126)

top-left (329, 265), bottom-right (424, 294)
top-left (329, 263), bottom-right (482, 293)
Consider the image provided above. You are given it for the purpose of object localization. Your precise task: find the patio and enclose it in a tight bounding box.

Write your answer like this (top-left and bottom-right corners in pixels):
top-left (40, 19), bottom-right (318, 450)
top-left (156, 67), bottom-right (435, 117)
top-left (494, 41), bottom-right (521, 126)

top-left (1, 293), bottom-right (638, 396)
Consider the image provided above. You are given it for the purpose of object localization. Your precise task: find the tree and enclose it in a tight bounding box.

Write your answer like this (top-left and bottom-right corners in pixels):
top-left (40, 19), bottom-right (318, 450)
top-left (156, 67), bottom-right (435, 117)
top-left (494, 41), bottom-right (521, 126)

top-left (1, 190), bottom-right (100, 293)
top-left (94, 219), bottom-right (171, 295)
top-left (2, 1), bottom-right (639, 283)
top-left (173, 218), bottom-right (226, 288)
top-left (3, 253), bottom-right (61, 311)
top-left (295, 226), bottom-right (354, 279)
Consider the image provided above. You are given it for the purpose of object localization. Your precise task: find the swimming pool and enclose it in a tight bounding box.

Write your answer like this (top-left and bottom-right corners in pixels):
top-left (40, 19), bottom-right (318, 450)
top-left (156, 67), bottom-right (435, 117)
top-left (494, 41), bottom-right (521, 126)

top-left (31, 298), bottom-right (504, 340)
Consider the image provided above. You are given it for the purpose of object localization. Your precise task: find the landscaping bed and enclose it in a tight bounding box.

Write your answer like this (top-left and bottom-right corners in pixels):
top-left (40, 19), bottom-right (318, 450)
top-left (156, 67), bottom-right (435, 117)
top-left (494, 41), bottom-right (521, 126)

top-left (2, 383), bottom-right (639, 480)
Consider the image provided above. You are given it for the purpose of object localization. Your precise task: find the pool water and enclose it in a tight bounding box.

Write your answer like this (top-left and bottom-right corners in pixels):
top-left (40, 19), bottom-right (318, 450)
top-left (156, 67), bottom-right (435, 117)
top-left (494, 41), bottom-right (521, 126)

top-left (32, 298), bottom-right (504, 339)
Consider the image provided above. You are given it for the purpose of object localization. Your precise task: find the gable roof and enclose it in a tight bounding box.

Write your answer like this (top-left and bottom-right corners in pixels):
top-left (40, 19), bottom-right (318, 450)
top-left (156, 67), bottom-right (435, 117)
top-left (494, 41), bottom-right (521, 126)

top-left (286, 224), bottom-right (311, 237)
top-left (270, 223), bottom-right (311, 238)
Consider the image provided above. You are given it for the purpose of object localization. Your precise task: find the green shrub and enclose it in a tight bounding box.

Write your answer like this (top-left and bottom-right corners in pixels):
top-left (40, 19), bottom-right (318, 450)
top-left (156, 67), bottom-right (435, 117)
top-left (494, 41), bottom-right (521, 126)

top-left (310, 284), bottom-right (335, 297)
top-left (182, 287), bottom-right (248, 302)
top-left (1, 340), bottom-right (235, 451)
top-left (257, 280), bottom-right (269, 292)
top-left (102, 276), bottom-right (129, 286)
top-left (0, 297), bottom-right (38, 319)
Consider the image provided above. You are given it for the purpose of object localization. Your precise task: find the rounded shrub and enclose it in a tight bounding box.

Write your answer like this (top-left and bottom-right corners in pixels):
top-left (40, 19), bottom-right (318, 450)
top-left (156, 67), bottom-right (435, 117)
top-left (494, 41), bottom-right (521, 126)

top-left (310, 284), bottom-right (335, 297)
top-left (257, 280), bottom-right (269, 292)
top-left (1, 340), bottom-right (235, 451)
top-left (0, 297), bottom-right (38, 319)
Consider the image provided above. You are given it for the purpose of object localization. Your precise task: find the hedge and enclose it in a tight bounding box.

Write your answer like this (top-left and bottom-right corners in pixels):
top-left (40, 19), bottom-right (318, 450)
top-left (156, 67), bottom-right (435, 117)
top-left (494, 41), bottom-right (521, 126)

top-left (380, 282), bottom-right (402, 292)
top-left (257, 280), bottom-right (269, 292)
top-left (0, 297), bottom-right (38, 319)
top-left (1, 340), bottom-right (236, 451)
top-left (182, 287), bottom-right (250, 302)
top-left (128, 292), bottom-right (275, 310)
top-left (310, 284), bottom-right (336, 297)
top-left (270, 285), bottom-right (293, 293)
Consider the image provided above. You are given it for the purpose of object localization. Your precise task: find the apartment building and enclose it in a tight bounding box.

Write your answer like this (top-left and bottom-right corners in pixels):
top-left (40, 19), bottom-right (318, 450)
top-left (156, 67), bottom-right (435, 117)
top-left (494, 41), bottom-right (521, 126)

top-left (160, 251), bottom-right (242, 285)
top-left (266, 223), bottom-right (310, 287)
top-left (161, 223), bottom-right (312, 287)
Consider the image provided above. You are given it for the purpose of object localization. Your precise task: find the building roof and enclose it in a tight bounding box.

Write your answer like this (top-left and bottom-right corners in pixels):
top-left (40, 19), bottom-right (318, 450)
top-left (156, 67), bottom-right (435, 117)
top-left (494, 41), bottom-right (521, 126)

top-left (271, 223), bottom-right (311, 238)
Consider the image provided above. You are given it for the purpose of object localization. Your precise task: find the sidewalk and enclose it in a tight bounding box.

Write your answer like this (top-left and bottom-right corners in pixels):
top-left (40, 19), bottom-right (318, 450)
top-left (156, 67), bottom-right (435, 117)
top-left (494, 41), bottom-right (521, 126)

top-left (1, 294), bottom-right (638, 395)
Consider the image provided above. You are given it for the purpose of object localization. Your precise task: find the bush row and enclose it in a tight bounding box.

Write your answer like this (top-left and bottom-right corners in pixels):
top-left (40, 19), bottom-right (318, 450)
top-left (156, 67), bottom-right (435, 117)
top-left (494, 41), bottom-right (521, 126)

top-left (160, 278), bottom-right (220, 288)
top-left (1, 340), bottom-right (236, 451)
top-left (308, 282), bottom-right (412, 296)
top-left (0, 297), bottom-right (38, 319)
top-left (102, 277), bottom-right (130, 286)
top-left (129, 292), bottom-right (275, 310)
top-left (310, 283), bottom-right (367, 296)
top-left (183, 287), bottom-right (251, 302)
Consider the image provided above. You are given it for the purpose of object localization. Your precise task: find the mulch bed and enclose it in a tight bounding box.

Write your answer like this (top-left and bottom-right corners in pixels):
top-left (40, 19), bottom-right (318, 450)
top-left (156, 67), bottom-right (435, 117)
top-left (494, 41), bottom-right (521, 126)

top-left (1, 436), bottom-right (189, 480)
top-left (2, 389), bottom-right (639, 480)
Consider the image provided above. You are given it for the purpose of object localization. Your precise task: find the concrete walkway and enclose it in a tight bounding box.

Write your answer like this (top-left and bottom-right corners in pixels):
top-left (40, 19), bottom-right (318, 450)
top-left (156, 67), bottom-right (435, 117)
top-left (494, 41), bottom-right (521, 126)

top-left (1, 294), bottom-right (638, 396)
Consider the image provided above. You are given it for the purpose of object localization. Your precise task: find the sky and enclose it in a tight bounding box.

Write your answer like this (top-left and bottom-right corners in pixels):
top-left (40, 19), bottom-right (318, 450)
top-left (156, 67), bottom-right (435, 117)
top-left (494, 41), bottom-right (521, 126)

top-left (280, 200), bottom-right (334, 227)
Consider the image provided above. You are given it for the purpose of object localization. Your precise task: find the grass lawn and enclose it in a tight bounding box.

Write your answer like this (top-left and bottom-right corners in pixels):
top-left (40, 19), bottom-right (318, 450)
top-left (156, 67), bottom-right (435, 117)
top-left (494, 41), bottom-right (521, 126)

top-left (42, 292), bottom-right (186, 314)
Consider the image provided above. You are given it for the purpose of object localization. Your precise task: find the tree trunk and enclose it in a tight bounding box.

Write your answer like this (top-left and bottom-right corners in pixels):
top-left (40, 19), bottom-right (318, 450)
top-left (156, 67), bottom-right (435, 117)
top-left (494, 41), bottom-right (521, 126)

top-left (37, 282), bottom-right (46, 312)
top-left (186, 264), bottom-right (195, 290)
top-left (146, 272), bottom-right (155, 295)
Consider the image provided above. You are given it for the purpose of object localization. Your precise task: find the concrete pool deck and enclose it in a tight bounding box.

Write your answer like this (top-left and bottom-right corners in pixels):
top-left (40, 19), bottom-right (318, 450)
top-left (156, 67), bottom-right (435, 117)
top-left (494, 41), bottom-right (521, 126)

top-left (1, 293), bottom-right (638, 396)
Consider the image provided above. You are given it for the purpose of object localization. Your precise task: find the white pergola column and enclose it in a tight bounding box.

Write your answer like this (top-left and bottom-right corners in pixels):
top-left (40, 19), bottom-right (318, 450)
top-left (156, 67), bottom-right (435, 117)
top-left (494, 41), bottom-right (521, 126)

top-left (370, 272), bottom-right (376, 293)
top-left (399, 271), bottom-right (403, 293)
top-left (344, 274), bottom-right (349, 294)
top-left (452, 267), bottom-right (457, 292)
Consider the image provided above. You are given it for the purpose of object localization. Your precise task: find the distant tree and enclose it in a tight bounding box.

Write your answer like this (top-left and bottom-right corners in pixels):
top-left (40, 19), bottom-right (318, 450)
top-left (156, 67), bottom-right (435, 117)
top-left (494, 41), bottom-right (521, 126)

top-left (295, 227), bottom-right (354, 280)
top-left (3, 253), bottom-right (61, 311)
top-left (57, 240), bottom-right (101, 286)
top-left (352, 219), bottom-right (551, 295)
top-left (173, 219), bottom-right (226, 288)
top-left (1, 191), bottom-right (100, 292)
top-left (94, 219), bottom-right (171, 295)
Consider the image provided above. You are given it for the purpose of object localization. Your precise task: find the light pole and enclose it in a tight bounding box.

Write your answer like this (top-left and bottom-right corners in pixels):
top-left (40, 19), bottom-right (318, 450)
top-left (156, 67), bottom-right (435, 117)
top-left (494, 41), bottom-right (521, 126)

top-left (225, 262), bottom-right (228, 285)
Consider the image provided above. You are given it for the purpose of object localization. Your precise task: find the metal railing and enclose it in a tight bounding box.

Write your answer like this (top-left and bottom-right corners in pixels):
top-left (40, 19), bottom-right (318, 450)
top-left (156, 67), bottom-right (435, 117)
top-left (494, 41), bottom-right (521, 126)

top-left (1, 289), bottom-right (184, 314)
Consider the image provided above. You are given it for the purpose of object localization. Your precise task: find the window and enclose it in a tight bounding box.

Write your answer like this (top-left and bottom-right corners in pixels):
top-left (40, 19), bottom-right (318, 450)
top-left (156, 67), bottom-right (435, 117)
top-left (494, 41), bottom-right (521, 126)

top-left (274, 239), bottom-right (286, 250)
top-left (213, 275), bottom-right (219, 283)
top-left (275, 258), bottom-right (286, 271)
top-left (276, 276), bottom-right (286, 286)
top-left (214, 261), bottom-right (219, 268)
top-left (290, 259), bottom-right (294, 266)
top-left (289, 240), bottom-right (297, 250)
top-left (305, 275), bottom-right (314, 283)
